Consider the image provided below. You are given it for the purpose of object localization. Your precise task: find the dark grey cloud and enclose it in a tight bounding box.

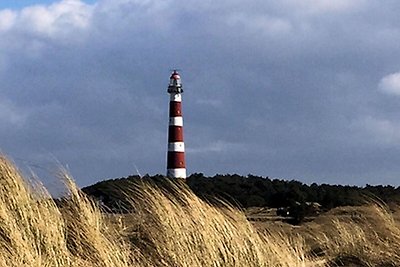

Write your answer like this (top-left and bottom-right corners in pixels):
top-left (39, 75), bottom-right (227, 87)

top-left (1, 0), bottom-right (400, 187)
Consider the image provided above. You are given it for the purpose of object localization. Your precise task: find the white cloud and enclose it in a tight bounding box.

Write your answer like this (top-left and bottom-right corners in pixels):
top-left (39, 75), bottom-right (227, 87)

top-left (0, 0), bottom-right (93, 42)
top-left (378, 72), bottom-right (400, 96)
top-left (0, 9), bottom-right (16, 31)
top-left (0, 0), bottom-right (94, 59)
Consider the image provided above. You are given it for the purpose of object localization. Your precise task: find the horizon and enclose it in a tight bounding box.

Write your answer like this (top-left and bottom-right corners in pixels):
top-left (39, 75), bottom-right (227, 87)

top-left (85, 172), bottom-right (400, 189)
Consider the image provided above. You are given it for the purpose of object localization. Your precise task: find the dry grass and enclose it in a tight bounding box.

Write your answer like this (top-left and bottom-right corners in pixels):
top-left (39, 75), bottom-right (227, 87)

top-left (0, 154), bottom-right (400, 267)
top-left (121, 180), bottom-right (319, 267)
top-left (0, 156), bottom-right (139, 267)
top-left (300, 204), bottom-right (400, 266)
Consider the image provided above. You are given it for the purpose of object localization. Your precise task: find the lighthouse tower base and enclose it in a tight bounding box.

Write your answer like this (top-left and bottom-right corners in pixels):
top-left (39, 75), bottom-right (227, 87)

top-left (167, 168), bottom-right (187, 178)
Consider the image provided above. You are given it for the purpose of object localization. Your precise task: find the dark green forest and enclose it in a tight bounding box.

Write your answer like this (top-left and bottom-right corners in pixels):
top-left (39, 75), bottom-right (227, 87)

top-left (82, 173), bottom-right (400, 213)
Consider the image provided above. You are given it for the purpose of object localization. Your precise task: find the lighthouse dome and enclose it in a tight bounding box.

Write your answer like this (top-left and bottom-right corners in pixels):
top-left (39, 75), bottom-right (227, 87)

top-left (168, 71), bottom-right (183, 93)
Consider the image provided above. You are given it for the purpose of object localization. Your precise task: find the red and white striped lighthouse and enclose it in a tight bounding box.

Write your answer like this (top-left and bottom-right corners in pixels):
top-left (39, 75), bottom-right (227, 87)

top-left (166, 70), bottom-right (186, 178)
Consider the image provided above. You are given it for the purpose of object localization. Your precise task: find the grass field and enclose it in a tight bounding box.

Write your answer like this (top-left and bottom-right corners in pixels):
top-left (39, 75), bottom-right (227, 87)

top-left (0, 154), bottom-right (399, 266)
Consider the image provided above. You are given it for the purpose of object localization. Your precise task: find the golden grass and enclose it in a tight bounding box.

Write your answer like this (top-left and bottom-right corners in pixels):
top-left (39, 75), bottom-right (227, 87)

top-left (0, 156), bottom-right (138, 267)
top-left (301, 204), bottom-right (400, 266)
top-left (122, 181), bottom-right (319, 267)
top-left (0, 154), bottom-right (400, 266)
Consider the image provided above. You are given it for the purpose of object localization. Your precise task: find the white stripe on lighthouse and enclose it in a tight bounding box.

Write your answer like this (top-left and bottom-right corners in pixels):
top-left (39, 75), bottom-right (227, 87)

top-left (169, 117), bottom-right (183, 126)
top-left (168, 142), bottom-right (185, 152)
top-left (167, 168), bottom-right (187, 178)
top-left (170, 93), bottom-right (182, 102)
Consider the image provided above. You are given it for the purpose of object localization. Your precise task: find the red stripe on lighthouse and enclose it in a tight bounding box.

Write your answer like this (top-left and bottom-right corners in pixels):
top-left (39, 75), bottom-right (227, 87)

top-left (167, 152), bottom-right (186, 168)
top-left (168, 126), bottom-right (184, 142)
top-left (169, 101), bottom-right (182, 117)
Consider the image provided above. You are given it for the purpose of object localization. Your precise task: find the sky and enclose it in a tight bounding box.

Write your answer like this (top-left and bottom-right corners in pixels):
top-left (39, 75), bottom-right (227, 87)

top-left (0, 0), bottom-right (95, 9)
top-left (1, 0), bottom-right (400, 188)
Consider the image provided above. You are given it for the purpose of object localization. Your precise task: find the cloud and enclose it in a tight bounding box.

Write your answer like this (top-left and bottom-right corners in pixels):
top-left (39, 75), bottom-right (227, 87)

top-left (289, 0), bottom-right (366, 14)
top-left (187, 140), bottom-right (245, 154)
top-left (0, 0), bottom-right (93, 56)
top-left (225, 14), bottom-right (293, 36)
top-left (0, 9), bottom-right (16, 31)
top-left (359, 116), bottom-right (400, 146)
top-left (0, 99), bottom-right (27, 126)
top-left (19, 0), bottom-right (92, 34)
top-left (379, 72), bottom-right (400, 96)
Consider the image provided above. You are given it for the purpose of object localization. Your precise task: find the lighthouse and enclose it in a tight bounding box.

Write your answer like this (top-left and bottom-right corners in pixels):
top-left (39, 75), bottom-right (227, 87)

top-left (166, 70), bottom-right (186, 178)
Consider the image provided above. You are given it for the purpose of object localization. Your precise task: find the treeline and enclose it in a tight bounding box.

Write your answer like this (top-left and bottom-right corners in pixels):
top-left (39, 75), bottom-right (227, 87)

top-left (82, 173), bottom-right (400, 212)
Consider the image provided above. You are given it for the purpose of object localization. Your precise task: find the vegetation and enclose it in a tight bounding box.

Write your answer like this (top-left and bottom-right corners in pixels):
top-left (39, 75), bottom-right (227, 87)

top-left (0, 156), bottom-right (138, 267)
top-left (1, 154), bottom-right (400, 266)
top-left (83, 173), bottom-right (400, 212)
